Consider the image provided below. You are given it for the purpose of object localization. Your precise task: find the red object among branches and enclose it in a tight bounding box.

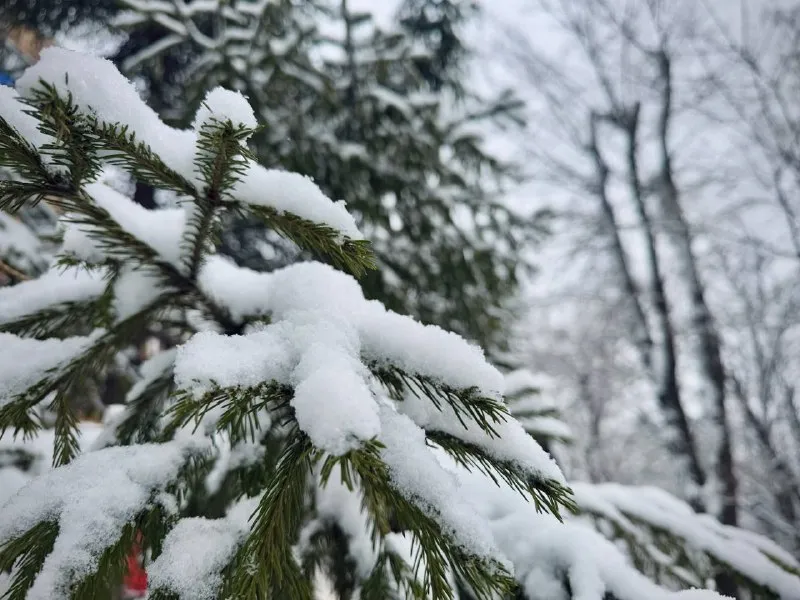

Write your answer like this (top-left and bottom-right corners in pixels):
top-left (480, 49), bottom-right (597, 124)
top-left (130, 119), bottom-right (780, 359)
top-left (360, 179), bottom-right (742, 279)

top-left (122, 531), bottom-right (148, 597)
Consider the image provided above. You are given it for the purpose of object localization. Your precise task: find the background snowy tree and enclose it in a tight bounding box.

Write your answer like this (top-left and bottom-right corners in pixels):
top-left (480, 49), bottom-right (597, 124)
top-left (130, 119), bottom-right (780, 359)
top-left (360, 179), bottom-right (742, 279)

top-left (472, 0), bottom-right (800, 581)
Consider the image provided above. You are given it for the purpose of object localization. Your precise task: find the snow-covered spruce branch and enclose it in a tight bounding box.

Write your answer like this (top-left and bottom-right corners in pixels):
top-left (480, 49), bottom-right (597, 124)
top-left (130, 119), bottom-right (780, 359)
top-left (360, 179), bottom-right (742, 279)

top-left (0, 48), bottom-right (572, 600)
top-left (573, 484), bottom-right (800, 599)
top-left (113, 0), bottom-right (529, 352)
top-left (490, 369), bottom-right (800, 600)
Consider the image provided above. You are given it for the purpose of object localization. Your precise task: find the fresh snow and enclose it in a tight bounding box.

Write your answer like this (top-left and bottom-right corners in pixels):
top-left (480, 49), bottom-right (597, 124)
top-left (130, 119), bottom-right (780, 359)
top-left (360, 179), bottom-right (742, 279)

top-left (174, 328), bottom-right (294, 392)
top-left (378, 405), bottom-right (504, 565)
top-left (290, 316), bottom-right (380, 455)
top-left (398, 387), bottom-right (564, 484)
top-left (0, 421), bottom-right (106, 497)
top-left (0, 467), bottom-right (31, 506)
top-left (128, 348), bottom-right (177, 405)
top-left (0, 267), bottom-right (107, 326)
top-left (148, 495), bottom-right (260, 600)
top-left (0, 332), bottom-right (100, 407)
top-left (3, 45), bottom-right (794, 600)
top-left (446, 457), bottom-right (736, 600)
top-left (198, 255), bottom-right (271, 321)
top-left (0, 211), bottom-right (46, 274)
top-left (192, 87), bottom-right (257, 133)
top-left (84, 181), bottom-right (187, 267)
top-left (15, 48), bottom-right (362, 241)
top-left (230, 166), bottom-right (361, 239)
top-left (0, 87), bottom-right (57, 158)
top-left (178, 251), bottom-right (566, 560)
top-left (181, 261), bottom-right (536, 475)
top-left (16, 48), bottom-right (197, 181)
top-left (572, 483), bottom-right (800, 599)
top-left (196, 259), bottom-right (504, 396)
top-left (112, 266), bottom-right (168, 322)
top-left (0, 439), bottom-right (208, 600)
top-left (359, 307), bottom-right (504, 396)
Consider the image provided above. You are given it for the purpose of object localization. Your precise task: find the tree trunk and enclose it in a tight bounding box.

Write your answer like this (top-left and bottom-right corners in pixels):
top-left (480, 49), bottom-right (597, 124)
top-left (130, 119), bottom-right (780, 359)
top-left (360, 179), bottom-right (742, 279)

top-left (653, 49), bottom-right (738, 597)
top-left (618, 104), bottom-right (708, 505)
top-left (591, 108), bottom-right (707, 506)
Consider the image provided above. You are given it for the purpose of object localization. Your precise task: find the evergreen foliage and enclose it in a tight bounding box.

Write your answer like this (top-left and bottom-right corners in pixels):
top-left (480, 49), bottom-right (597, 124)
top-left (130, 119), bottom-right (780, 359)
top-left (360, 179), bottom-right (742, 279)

top-left (397, 0), bottom-right (475, 92)
top-left (0, 0), bottom-right (116, 37)
top-left (112, 0), bottom-right (538, 350)
top-left (0, 49), bottom-right (572, 600)
top-left (1, 44), bottom-right (798, 600)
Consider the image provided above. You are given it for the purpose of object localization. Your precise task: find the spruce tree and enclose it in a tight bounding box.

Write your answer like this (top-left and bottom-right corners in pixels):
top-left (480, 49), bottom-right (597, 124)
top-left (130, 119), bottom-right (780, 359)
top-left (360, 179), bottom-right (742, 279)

top-left (0, 48), bottom-right (573, 600)
top-left (112, 0), bottom-right (535, 350)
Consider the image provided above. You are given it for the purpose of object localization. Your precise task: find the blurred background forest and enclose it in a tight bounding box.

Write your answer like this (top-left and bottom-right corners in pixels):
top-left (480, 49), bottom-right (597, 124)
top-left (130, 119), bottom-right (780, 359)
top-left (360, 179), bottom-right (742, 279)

top-left (2, 0), bottom-right (800, 575)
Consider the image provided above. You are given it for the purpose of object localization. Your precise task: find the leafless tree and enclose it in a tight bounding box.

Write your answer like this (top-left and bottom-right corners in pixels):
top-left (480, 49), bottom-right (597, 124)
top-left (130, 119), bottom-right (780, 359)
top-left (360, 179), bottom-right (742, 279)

top-left (710, 239), bottom-right (800, 555)
top-left (500, 0), bottom-right (743, 589)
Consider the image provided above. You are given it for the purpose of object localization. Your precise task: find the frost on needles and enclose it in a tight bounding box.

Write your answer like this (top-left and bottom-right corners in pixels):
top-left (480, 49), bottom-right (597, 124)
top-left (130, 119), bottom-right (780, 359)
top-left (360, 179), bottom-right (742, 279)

top-left (0, 48), bottom-right (573, 600)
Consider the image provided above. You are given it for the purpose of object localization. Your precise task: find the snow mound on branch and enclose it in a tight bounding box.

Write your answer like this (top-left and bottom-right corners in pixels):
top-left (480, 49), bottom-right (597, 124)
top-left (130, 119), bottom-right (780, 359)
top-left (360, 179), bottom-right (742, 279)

top-left (193, 260), bottom-right (505, 395)
top-left (198, 255), bottom-right (270, 321)
top-left (573, 483), bottom-right (800, 599)
top-left (112, 266), bottom-right (168, 322)
top-left (289, 316), bottom-right (379, 455)
top-left (14, 48), bottom-right (362, 240)
top-left (179, 261), bottom-right (517, 460)
top-left (231, 167), bottom-right (359, 239)
top-left (175, 328), bottom-right (292, 391)
top-left (448, 458), bottom-right (735, 600)
top-left (0, 267), bottom-right (107, 326)
top-left (177, 259), bottom-right (563, 562)
top-left (17, 48), bottom-right (196, 180)
top-left (0, 439), bottom-right (208, 600)
top-left (0, 332), bottom-right (100, 407)
top-left (148, 495), bottom-right (260, 600)
top-left (1, 421), bottom-right (106, 505)
top-left (193, 87), bottom-right (257, 133)
top-left (61, 171), bottom-right (188, 267)
top-left (87, 181), bottom-right (187, 267)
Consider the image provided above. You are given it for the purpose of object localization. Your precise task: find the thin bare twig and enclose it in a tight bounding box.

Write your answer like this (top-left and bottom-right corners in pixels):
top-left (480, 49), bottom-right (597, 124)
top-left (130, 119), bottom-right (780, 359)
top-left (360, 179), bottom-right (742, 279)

top-left (0, 258), bottom-right (30, 282)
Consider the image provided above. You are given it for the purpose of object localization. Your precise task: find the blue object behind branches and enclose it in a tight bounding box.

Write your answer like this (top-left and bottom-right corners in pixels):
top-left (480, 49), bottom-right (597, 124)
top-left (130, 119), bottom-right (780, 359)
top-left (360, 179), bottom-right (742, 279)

top-left (0, 72), bottom-right (14, 87)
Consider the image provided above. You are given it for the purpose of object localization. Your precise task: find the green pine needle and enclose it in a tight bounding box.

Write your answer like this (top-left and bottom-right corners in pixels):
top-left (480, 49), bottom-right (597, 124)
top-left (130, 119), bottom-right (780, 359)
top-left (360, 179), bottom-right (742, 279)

top-left (0, 521), bottom-right (59, 600)
top-left (225, 429), bottom-right (316, 600)
top-left (243, 204), bottom-right (377, 278)
top-left (372, 365), bottom-right (509, 437)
